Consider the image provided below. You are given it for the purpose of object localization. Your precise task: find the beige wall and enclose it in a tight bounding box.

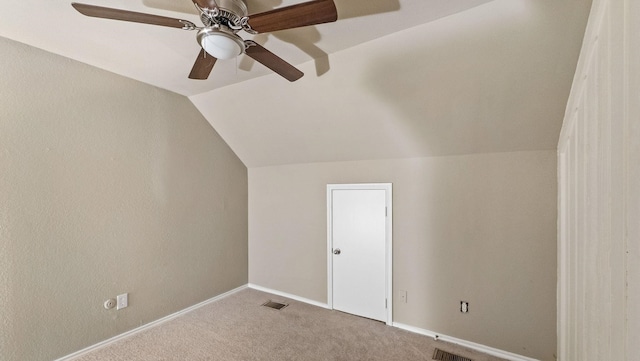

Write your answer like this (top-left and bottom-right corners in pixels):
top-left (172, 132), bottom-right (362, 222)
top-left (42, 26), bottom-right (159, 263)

top-left (0, 37), bottom-right (248, 361)
top-left (249, 151), bottom-right (557, 360)
top-left (629, 0), bottom-right (640, 352)
top-left (557, 0), bottom-right (640, 359)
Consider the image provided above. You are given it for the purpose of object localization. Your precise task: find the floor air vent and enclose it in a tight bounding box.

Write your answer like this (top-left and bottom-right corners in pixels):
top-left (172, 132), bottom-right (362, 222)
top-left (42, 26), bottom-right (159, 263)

top-left (262, 300), bottom-right (288, 310)
top-left (432, 348), bottom-right (473, 361)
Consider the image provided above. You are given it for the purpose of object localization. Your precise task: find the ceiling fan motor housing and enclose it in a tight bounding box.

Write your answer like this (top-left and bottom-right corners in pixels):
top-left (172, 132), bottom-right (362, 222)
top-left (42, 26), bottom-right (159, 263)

top-left (196, 0), bottom-right (248, 59)
top-left (200, 0), bottom-right (248, 29)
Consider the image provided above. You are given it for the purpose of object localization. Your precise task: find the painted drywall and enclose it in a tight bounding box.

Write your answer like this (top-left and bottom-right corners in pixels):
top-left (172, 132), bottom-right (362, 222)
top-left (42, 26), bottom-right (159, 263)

top-left (557, 0), bottom-right (640, 359)
top-left (249, 151), bottom-right (557, 360)
top-left (628, 0), bottom-right (640, 353)
top-left (191, 0), bottom-right (591, 167)
top-left (0, 36), bottom-right (248, 361)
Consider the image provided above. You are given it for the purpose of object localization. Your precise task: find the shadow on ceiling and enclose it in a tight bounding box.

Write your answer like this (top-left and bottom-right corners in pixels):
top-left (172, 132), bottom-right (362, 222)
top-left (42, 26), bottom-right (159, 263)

top-left (334, 0), bottom-right (401, 20)
top-left (360, 0), bottom-right (585, 157)
top-left (141, 0), bottom-right (401, 18)
top-left (142, 0), bottom-right (400, 77)
top-left (142, 0), bottom-right (199, 14)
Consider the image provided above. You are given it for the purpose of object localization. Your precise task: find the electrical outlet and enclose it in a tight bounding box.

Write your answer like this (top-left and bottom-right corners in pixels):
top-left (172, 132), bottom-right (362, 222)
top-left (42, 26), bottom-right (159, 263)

top-left (117, 293), bottom-right (128, 310)
top-left (400, 290), bottom-right (407, 303)
top-left (460, 301), bottom-right (469, 313)
top-left (104, 299), bottom-right (116, 310)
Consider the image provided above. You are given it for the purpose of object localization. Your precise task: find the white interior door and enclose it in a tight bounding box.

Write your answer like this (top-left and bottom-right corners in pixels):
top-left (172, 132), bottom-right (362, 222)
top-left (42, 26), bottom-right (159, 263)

top-left (328, 184), bottom-right (391, 323)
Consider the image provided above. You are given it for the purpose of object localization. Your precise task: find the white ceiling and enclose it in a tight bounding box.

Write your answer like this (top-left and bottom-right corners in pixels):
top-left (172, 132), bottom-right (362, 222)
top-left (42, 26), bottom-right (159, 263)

top-left (0, 0), bottom-right (592, 168)
top-left (0, 0), bottom-right (494, 96)
top-left (191, 0), bottom-right (593, 167)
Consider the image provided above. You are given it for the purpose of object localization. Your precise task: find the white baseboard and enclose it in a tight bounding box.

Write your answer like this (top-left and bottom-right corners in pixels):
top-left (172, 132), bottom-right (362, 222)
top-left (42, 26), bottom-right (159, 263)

top-left (55, 285), bottom-right (247, 361)
top-left (393, 322), bottom-right (539, 361)
top-left (248, 285), bottom-right (536, 360)
top-left (55, 284), bottom-right (537, 361)
top-left (247, 283), bottom-right (330, 309)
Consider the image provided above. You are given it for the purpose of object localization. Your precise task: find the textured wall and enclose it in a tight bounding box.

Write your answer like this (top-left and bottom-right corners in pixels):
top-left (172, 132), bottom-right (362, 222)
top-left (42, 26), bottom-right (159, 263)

top-left (0, 36), bottom-right (248, 361)
top-left (557, 0), bottom-right (640, 359)
top-left (249, 151), bottom-right (557, 360)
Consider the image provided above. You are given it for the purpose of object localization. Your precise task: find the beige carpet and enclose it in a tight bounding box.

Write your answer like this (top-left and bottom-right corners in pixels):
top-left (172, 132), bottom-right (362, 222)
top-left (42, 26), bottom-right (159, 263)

top-left (72, 288), bottom-right (508, 361)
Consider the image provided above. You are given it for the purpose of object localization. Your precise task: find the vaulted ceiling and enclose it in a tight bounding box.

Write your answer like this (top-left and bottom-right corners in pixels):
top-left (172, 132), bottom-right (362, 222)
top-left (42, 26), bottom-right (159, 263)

top-left (0, 0), bottom-right (592, 167)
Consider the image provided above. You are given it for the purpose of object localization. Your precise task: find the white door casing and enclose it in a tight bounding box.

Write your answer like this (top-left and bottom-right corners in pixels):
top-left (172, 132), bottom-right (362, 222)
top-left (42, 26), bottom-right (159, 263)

top-left (327, 183), bottom-right (392, 324)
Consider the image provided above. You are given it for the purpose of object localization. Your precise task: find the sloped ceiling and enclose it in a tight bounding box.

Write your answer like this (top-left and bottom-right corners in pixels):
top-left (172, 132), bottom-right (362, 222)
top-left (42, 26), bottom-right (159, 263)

top-left (0, 0), bottom-right (592, 168)
top-left (191, 0), bottom-right (592, 167)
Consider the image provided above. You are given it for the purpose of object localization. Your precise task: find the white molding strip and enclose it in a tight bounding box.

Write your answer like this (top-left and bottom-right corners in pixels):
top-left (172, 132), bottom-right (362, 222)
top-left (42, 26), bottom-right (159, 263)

top-left (393, 323), bottom-right (539, 361)
top-left (55, 285), bottom-right (247, 361)
top-left (56, 283), bottom-right (536, 361)
top-left (247, 284), bottom-right (330, 309)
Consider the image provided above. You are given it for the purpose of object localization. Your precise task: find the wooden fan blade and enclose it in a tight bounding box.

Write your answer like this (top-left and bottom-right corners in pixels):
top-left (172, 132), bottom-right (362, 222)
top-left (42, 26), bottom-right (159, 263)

top-left (247, 0), bottom-right (337, 33)
top-left (71, 3), bottom-right (193, 29)
top-left (244, 41), bottom-right (303, 82)
top-left (189, 49), bottom-right (217, 80)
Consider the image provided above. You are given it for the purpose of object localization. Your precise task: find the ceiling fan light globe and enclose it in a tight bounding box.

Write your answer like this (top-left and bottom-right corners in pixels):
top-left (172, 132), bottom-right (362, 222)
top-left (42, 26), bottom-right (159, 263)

top-left (198, 29), bottom-right (244, 60)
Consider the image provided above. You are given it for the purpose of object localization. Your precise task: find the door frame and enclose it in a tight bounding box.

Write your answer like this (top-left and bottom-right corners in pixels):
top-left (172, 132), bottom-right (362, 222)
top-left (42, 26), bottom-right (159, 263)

top-left (326, 183), bottom-right (393, 325)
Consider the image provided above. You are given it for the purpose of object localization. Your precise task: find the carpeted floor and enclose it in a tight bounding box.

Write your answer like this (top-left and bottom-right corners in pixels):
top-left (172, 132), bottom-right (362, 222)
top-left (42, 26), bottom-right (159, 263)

top-left (72, 288), bottom-right (508, 361)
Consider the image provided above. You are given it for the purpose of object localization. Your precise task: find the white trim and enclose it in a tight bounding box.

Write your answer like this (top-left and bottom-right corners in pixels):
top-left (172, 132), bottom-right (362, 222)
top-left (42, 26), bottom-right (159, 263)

top-left (250, 286), bottom-right (530, 361)
top-left (326, 183), bottom-right (393, 325)
top-left (247, 284), bottom-right (330, 309)
top-left (56, 282), bottom-right (539, 361)
top-left (327, 186), bottom-right (334, 312)
top-left (393, 323), bottom-right (540, 361)
top-left (55, 285), bottom-right (247, 361)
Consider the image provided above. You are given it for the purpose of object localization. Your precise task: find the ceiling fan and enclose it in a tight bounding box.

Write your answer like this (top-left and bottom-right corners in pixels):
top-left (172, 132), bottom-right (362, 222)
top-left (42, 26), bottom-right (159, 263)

top-left (71, 0), bottom-right (338, 81)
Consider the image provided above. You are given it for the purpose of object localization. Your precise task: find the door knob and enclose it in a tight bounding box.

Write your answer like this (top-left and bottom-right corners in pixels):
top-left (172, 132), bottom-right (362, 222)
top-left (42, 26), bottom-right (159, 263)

top-left (333, 248), bottom-right (341, 255)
